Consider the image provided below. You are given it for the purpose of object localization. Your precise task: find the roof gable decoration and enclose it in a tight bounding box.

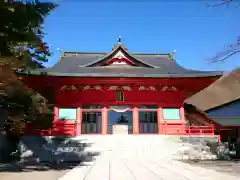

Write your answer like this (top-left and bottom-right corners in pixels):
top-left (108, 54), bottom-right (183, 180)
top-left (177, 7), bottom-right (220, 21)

top-left (105, 50), bottom-right (136, 66)
top-left (85, 38), bottom-right (156, 68)
top-left (113, 50), bottom-right (127, 59)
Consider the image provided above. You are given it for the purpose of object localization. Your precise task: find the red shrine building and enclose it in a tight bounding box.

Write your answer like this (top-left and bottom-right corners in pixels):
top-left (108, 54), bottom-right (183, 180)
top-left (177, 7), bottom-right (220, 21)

top-left (17, 39), bottom-right (223, 136)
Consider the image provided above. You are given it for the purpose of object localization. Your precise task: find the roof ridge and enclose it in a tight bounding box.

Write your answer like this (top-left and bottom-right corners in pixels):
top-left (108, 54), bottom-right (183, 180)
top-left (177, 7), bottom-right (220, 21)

top-left (132, 53), bottom-right (169, 55)
top-left (64, 52), bottom-right (107, 55)
top-left (63, 51), bottom-right (170, 56)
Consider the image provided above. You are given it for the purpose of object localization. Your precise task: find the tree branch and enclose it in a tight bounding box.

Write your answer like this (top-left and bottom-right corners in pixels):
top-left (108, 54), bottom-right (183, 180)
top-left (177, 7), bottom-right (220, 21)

top-left (206, 0), bottom-right (234, 8)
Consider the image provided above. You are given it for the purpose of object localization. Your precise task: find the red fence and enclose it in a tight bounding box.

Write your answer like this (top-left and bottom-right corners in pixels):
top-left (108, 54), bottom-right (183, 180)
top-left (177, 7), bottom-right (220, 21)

top-left (161, 124), bottom-right (215, 135)
top-left (25, 123), bottom-right (215, 136)
top-left (25, 123), bottom-right (77, 136)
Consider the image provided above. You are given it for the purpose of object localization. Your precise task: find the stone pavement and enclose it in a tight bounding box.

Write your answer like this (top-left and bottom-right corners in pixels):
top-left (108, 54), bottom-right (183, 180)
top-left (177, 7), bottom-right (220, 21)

top-left (1, 135), bottom-right (239, 180)
top-left (1, 155), bottom-right (240, 180)
top-left (58, 153), bottom-right (240, 180)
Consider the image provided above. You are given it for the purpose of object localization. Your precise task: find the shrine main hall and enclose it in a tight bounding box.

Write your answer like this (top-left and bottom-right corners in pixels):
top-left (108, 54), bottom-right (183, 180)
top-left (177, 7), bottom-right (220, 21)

top-left (18, 39), bottom-right (223, 136)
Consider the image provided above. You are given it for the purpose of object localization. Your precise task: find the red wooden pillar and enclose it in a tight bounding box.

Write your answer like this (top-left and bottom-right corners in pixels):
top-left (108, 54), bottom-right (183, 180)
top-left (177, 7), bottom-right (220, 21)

top-left (157, 106), bottom-right (163, 134)
top-left (132, 107), bottom-right (139, 135)
top-left (76, 107), bottom-right (82, 136)
top-left (53, 106), bottom-right (59, 123)
top-left (50, 106), bottom-right (59, 135)
top-left (101, 107), bottom-right (108, 135)
top-left (180, 107), bottom-right (185, 123)
top-left (179, 106), bottom-right (186, 134)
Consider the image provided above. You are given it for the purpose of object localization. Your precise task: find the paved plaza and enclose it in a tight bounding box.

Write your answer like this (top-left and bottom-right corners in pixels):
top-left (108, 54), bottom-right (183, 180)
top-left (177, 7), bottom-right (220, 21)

top-left (1, 135), bottom-right (240, 180)
top-left (1, 155), bottom-right (240, 180)
top-left (58, 155), bottom-right (240, 180)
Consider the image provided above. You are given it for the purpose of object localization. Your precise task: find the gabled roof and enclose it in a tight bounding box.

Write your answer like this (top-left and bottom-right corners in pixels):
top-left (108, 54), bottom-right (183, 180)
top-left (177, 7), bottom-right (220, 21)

top-left (186, 68), bottom-right (240, 111)
top-left (16, 39), bottom-right (223, 78)
top-left (84, 43), bottom-right (156, 68)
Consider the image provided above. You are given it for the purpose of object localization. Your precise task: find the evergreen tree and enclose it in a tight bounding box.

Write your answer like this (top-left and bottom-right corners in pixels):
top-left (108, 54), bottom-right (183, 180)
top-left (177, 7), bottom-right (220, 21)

top-left (0, 0), bottom-right (57, 68)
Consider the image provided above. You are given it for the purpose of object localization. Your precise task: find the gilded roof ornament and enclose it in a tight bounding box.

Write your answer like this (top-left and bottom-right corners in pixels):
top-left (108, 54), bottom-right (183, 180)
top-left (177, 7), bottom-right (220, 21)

top-left (118, 36), bottom-right (122, 44)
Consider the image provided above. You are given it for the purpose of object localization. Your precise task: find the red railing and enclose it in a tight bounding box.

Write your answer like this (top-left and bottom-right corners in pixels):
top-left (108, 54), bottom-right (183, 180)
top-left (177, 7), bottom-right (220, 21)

top-left (161, 124), bottom-right (215, 135)
top-left (25, 123), bottom-right (215, 136)
top-left (25, 123), bottom-right (77, 136)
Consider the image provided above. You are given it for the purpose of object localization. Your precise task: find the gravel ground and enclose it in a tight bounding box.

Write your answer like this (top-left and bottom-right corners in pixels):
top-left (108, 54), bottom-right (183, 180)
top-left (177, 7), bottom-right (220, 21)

top-left (184, 160), bottom-right (240, 176)
top-left (0, 162), bottom-right (77, 180)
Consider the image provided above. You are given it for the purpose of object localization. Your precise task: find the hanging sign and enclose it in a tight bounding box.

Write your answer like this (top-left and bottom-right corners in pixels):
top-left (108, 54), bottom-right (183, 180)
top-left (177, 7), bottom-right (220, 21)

top-left (116, 91), bottom-right (124, 102)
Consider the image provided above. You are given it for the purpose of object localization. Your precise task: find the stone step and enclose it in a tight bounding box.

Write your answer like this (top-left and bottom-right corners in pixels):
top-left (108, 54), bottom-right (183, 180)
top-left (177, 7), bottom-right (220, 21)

top-left (18, 135), bottom-right (220, 163)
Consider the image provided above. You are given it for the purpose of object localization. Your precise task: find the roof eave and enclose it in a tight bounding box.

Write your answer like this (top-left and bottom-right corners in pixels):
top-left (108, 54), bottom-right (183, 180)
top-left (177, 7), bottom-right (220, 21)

top-left (16, 70), bottom-right (223, 78)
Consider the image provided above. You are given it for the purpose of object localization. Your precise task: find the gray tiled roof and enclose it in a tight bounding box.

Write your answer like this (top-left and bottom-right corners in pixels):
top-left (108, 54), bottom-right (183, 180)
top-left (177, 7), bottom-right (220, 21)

top-left (34, 64), bottom-right (222, 78)
top-left (18, 44), bottom-right (223, 78)
top-left (210, 117), bottom-right (240, 126)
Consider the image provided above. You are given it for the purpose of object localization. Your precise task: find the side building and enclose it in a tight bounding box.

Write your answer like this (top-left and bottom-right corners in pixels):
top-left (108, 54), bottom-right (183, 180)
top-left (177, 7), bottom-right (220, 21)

top-left (186, 68), bottom-right (240, 142)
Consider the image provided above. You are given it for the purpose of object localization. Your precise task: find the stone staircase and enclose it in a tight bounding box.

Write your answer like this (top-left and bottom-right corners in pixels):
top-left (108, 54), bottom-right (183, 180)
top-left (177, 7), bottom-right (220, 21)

top-left (18, 135), bottom-right (220, 163)
top-left (73, 135), bottom-right (181, 160)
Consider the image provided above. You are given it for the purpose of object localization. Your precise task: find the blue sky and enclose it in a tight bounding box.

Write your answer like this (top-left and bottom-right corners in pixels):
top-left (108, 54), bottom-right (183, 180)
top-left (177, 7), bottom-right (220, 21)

top-left (43, 0), bottom-right (240, 71)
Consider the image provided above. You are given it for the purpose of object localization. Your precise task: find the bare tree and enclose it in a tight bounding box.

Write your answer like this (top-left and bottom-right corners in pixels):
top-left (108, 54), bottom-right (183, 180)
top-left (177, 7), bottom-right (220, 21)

top-left (205, 0), bottom-right (240, 62)
top-left (206, 0), bottom-right (235, 7)
top-left (211, 39), bottom-right (240, 63)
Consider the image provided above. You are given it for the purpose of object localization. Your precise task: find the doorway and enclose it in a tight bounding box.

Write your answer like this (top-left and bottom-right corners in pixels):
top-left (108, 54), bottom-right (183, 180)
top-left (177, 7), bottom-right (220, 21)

top-left (81, 105), bottom-right (102, 134)
top-left (107, 106), bottom-right (133, 134)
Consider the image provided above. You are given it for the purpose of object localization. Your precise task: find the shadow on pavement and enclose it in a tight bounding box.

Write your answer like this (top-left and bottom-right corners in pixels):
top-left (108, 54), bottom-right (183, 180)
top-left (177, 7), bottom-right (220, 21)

top-left (0, 136), bottom-right (100, 173)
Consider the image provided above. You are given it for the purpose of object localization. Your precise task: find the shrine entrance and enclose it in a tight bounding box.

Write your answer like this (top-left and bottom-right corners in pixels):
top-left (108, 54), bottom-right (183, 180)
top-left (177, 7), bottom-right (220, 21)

top-left (107, 106), bottom-right (133, 134)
